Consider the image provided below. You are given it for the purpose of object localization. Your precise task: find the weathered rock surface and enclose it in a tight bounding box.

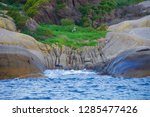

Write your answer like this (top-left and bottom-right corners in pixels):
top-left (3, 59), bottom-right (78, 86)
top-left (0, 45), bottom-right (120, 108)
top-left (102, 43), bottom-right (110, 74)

top-left (108, 15), bottom-right (150, 32)
top-left (30, 0), bottom-right (101, 24)
top-left (103, 15), bottom-right (150, 60)
top-left (103, 27), bottom-right (150, 60)
top-left (106, 47), bottom-right (150, 78)
top-left (0, 27), bottom-right (52, 68)
top-left (0, 45), bottom-right (45, 79)
top-left (0, 27), bottom-right (105, 76)
top-left (108, 0), bottom-right (150, 25)
top-left (100, 15), bottom-right (150, 78)
top-left (25, 18), bottom-right (39, 31)
top-left (30, 0), bottom-right (150, 27)
top-left (138, 0), bottom-right (150, 14)
top-left (0, 16), bottom-right (16, 31)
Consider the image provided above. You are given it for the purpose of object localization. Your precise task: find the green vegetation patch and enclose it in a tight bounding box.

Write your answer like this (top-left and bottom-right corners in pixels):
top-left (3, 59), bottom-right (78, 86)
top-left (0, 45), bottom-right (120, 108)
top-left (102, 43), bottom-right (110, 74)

top-left (79, 0), bottom-right (144, 27)
top-left (0, 1), bottom-right (28, 30)
top-left (60, 18), bottom-right (75, 26)
top-left (7, 10), bottom-right (29, 30)
top-left (24, 0), bottom-right (50, 16)
top-left (24, 24), bottom-right (107, 49)
top-left (115, 0), bottom-right (144, 8)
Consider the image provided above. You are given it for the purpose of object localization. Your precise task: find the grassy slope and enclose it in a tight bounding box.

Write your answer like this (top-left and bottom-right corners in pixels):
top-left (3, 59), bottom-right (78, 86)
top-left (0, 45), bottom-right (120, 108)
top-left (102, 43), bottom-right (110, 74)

top-left (24, 24), bottom-right (107, 49)
top-left (0, 0), bottom-right (144, 49)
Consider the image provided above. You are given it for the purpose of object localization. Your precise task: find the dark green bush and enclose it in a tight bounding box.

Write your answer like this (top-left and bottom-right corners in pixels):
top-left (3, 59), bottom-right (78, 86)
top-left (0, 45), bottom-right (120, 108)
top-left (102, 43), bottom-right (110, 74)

top-left (97, 24), bottom-right (108, 31)
top-left (35, 26), bottom-right (53, 37)
top-left (7, 10), bottom-right (28, 30)
top-left (60, 18), bottom-right (75, 26)
top-left (24, 0), bottom-right (50, 16)
top-left (0, 0), bottom-right (20, 4)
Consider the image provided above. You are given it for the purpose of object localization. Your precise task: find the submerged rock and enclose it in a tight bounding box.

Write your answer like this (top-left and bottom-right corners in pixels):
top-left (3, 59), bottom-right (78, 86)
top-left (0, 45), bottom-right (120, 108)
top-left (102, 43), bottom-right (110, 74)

top-left (106, 47), bottom-right (150, 78)
top-left (0, 45), bottom-right (45, 79)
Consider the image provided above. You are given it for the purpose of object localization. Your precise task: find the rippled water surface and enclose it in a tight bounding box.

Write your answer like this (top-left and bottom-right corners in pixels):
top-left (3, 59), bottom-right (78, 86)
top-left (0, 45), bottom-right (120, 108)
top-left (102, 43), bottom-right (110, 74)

top-left (0, 70), bottom-right (150, 100)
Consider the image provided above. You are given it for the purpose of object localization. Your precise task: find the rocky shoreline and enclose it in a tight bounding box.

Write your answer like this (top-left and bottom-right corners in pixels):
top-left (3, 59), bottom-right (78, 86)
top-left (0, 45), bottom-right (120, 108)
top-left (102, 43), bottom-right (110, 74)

top-left (0, 9), bottom-right (150, 78)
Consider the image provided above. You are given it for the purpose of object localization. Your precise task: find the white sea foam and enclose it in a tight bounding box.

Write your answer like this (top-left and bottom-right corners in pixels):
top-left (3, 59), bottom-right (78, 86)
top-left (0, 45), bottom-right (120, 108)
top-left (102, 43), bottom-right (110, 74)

top-left (44, 69), bottom-right (97, 78)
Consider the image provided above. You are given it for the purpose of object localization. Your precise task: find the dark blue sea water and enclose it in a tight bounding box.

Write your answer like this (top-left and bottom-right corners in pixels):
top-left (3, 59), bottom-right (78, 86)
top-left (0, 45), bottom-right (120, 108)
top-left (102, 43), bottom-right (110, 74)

top-left (0, 70), bottom-right (150, 100)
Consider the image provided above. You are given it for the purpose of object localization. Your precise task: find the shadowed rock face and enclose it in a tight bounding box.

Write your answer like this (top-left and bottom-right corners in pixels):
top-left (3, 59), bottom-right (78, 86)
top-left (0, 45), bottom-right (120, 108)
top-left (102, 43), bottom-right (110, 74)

top-left (32, 0), bottom-right (101, 24)
top-left (106, 47), bottom-right (150, 78)
top-left (0, 45), bottom-right (45, 79)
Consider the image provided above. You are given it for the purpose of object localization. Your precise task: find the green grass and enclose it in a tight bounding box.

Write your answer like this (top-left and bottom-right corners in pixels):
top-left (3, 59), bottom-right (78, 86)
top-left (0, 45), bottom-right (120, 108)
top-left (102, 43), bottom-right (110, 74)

top-left (24, 24), bottom-right (107, 49)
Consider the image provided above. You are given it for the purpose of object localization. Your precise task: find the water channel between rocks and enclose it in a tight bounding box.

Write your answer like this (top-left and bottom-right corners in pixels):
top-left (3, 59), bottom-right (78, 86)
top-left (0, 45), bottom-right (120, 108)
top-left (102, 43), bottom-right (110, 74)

top-left (0, 70), bottom-right (150, 100)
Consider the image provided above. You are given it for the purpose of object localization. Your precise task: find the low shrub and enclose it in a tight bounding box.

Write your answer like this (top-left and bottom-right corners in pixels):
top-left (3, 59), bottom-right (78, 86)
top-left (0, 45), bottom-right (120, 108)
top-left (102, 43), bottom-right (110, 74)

top-left (7, 10), bottom-right (28, 30)
top-left (35, 26), bottom-right (53, 37)
top-left (60, 18), bottom-right (75, 26)
top-left (24, 0), bottom-right (50, 16)
top-left (97, 24), bottom-right (108, 31)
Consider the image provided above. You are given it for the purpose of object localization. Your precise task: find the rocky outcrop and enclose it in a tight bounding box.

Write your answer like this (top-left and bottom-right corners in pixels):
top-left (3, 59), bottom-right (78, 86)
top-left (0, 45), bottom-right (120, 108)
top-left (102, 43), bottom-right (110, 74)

top-left (103, 15), bottom-right (150, 60)
top-left (0, 45), bottom-right (45, 79)
top-left (0, 16), bottom-right (16, 31)
top-left (25, 18), bottom-right (39, 31)
top-left (0, 27), bottom-right (51, 67)
top-left (29, 0), bottom-right (150, 27)
top-left (138, 0), bottom-right (150, 15)
top-left (0, 27), bottom-right (105, 79)
top-left (100, 15), bottom-right (150, 78)
top-left (108, 15), bottom-right (150, 32)
top-left (29, 0), bottom-right (101, 24)
top-left (108, 0), bottom-right (150, 25)
top-left (106, 47), bottom-right (150, 78)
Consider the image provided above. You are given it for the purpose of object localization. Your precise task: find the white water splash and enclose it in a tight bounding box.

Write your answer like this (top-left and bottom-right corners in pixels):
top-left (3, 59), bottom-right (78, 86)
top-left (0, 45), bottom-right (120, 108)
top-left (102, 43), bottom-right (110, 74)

top-left (44, 69), bottom-right (97, 78)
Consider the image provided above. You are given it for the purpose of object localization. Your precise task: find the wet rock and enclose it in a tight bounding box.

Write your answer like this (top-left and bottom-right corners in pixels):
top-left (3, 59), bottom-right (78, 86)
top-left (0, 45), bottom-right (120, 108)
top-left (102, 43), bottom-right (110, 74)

top-left (106, 47), bottom-right (150, 78)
